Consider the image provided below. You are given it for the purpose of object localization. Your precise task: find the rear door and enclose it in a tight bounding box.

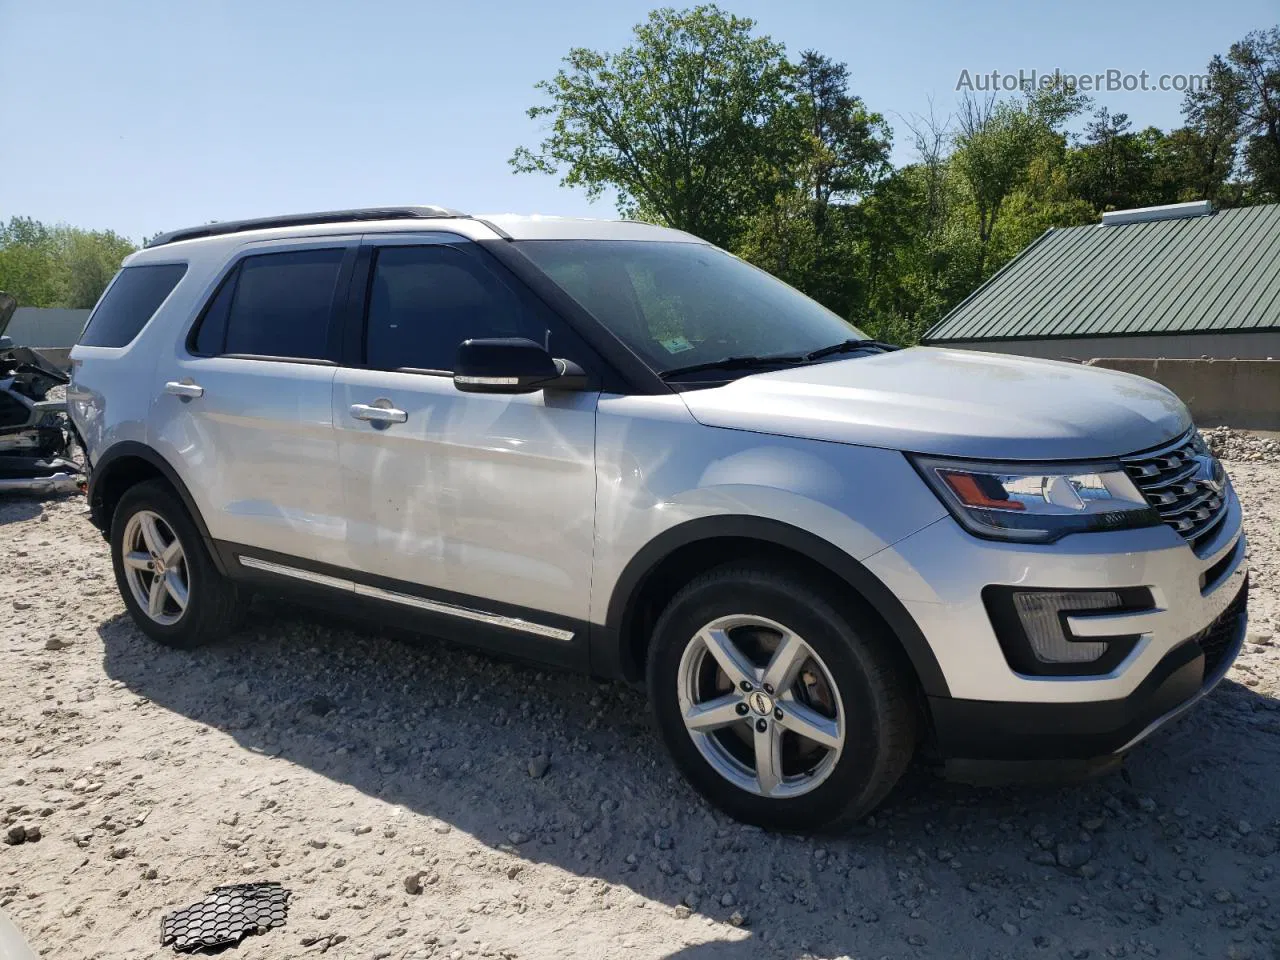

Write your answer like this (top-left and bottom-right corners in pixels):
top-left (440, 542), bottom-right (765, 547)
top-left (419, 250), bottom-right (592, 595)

top-left (150, 237), bottom-right (357, 567)
top-left (331, 234), bottom-right (599, 648)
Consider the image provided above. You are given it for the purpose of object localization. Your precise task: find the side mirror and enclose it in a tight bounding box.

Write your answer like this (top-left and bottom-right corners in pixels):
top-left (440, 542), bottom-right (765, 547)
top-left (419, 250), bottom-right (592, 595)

top-left (453, 338), bottom-right (587, 394)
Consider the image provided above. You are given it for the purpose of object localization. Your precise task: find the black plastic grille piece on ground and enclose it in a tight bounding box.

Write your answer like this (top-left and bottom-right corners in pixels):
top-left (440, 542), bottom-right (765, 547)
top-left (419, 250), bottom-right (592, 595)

top-left (160, 882), bottom-right (290, 953)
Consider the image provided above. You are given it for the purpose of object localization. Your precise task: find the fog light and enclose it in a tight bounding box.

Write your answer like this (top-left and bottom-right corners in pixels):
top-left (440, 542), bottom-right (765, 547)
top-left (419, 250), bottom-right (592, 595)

top-left (1012, 591), bottom-right (1121, 663)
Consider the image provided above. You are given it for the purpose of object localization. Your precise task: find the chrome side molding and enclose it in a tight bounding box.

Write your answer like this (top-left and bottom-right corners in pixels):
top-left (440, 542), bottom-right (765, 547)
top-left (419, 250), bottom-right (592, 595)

top-left (239, 556), bottom-right (351, 591)
top-left (238, 555), bottom-right (575, 642)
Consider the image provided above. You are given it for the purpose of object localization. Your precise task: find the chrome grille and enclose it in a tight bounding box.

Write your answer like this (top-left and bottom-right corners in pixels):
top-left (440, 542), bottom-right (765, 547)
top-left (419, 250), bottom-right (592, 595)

top-left (1122, 430), bottom-right (1229, 550)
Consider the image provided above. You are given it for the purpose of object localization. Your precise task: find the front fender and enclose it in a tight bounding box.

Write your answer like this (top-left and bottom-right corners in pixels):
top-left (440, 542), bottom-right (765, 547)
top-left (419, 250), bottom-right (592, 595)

top-left (589, 394), bottom-right (949, 692)
top-left (603, 513), bottom-right (951, 696)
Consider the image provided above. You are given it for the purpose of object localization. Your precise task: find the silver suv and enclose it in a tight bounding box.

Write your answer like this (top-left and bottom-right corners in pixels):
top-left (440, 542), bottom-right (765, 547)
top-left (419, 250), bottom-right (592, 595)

top-left (69, 206), bottom-right (1248, 830)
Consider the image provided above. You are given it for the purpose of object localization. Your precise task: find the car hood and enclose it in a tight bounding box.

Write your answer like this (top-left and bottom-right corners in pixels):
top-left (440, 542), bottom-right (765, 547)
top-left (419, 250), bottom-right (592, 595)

top-left (677, 347), bottom-right (1191, 461)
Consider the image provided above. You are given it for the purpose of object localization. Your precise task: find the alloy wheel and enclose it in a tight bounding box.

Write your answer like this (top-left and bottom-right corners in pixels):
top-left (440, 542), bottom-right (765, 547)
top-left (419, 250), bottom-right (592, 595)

top-left (677, 613), bottom-right (845, 799)
top-left (121, 509), bottom-right (190, 626)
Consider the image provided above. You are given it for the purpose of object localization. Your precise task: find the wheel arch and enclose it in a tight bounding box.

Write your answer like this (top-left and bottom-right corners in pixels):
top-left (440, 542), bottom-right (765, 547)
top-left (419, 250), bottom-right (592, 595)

top-left (87, 441), bottom-right (227, 575)
top-left (598, 516), bottom-right (949, 698)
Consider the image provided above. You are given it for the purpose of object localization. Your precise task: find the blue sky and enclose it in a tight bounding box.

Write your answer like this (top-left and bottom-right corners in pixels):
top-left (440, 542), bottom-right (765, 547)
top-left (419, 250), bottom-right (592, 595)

top-left (1, 0), bottom-right (1274, 242)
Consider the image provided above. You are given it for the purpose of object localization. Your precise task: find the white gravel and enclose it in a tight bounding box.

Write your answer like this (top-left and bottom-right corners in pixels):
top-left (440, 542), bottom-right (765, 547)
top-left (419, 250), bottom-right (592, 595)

top-left (1204, 427), bottom-right (1280, 465)
top-left (1, 448), bottom-right (1278, 959)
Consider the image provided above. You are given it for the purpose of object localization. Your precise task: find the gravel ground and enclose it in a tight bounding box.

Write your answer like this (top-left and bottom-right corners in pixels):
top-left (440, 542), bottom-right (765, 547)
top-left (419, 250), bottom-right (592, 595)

top-left (1, 447), bottom-right (1277, 960)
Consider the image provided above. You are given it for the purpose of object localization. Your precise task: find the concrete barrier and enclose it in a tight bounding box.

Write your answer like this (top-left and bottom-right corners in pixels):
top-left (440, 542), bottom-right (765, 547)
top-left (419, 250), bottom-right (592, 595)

top-left (1085, 358), bottom-right (1280, 430)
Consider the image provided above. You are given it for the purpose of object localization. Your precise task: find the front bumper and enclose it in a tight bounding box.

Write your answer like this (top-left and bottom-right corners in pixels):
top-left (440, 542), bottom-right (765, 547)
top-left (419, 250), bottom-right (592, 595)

top-left (866, 480), bottom-right (1246, 700)
top-left (929, 578), bottom-right (1247, 761)
top-left (862, 478), bottom-right (1248, 763)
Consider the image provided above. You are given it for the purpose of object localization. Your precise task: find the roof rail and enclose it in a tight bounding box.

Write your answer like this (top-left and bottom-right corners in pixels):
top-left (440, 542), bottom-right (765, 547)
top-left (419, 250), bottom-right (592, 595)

top-left (145, 205), bottom-right (465, 248)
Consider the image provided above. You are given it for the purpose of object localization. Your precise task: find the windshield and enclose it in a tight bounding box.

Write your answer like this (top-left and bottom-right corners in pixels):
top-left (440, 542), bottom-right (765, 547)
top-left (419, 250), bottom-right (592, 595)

top-left (516, 240), bottom-right (867, 376)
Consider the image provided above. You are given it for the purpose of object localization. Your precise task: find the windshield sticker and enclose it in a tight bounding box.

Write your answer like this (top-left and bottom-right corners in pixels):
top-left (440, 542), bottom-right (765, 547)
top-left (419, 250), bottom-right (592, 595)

top-left (660, 336), bottom-right (694, 354)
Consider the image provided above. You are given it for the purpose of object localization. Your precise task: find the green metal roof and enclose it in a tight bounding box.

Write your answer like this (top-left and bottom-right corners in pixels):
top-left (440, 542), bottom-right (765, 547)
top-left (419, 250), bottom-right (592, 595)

top-left (924, 203), bottom-right (1280, 343)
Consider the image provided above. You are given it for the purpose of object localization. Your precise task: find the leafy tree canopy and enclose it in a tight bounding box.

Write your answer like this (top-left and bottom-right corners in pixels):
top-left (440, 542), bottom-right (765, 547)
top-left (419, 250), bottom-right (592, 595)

top-left (511, 5), bottom-right (796, 247)
top-left (514, 13), bottom-right (1278, 343)
top-left (0, 217), bottom-right (137, 309)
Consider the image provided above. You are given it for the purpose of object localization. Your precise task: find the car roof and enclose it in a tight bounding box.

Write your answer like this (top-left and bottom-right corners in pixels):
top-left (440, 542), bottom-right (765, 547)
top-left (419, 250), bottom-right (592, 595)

top-left (475, 214), bottom-right (705, 243)
top-left (130, 208), bottom-right (705, 265)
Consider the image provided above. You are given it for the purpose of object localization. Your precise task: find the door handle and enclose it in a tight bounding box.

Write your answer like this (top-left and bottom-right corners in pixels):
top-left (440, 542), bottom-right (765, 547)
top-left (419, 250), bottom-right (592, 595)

top-left (350, 402), bottom-right (407, 424)
top-left (164, 380), bottom-right (204, 399)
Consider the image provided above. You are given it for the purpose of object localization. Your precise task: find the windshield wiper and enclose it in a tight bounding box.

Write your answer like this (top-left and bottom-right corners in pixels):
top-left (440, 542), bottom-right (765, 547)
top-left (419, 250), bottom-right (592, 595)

top-left (804, 338), bottom-right (901, 361)
top-left (658, 353), bottom-right (808, 379)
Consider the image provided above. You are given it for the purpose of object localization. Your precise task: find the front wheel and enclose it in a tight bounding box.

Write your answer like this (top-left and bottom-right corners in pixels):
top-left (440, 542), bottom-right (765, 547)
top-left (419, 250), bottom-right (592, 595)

top-left (110, 479), bottom-right (245, 648)
top-left (647, 565), bottom-right (916, 831)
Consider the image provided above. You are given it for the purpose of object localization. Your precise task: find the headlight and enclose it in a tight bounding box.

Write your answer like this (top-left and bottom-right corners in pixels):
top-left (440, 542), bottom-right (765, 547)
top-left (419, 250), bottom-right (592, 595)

top-left (910, 455), bottom-right (1161, 543)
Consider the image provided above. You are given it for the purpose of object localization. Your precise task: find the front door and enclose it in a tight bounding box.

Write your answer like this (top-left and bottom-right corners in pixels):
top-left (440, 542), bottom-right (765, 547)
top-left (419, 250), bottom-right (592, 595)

top-left (331, 235), bottom-right (598, 644)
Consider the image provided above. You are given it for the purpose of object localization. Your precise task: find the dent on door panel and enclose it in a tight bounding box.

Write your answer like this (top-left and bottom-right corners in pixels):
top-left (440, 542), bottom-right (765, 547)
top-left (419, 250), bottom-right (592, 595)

top-left (151, 357), bottom-right (347, 564)
top-left (333, 369), bottom-right (598, 620)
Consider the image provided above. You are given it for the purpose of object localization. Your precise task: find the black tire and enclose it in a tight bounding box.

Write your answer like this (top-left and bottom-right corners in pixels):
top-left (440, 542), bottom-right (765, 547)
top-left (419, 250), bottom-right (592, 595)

top-left (109, 479), bottom-right (245, 649)
top-left (647, 564), bottom-right (916, 831)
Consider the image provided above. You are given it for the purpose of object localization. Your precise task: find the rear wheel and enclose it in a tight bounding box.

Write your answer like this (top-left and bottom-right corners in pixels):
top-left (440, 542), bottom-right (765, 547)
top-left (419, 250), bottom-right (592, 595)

top-left (110, 480), bottom-right (245, 648)
top-left (647, 565), bottom-right (916, 831)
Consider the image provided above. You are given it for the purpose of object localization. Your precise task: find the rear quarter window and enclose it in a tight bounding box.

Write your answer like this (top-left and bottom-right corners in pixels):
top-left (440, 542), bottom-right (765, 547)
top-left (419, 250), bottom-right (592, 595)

top-left (79, 263), bottom-right (188, 348)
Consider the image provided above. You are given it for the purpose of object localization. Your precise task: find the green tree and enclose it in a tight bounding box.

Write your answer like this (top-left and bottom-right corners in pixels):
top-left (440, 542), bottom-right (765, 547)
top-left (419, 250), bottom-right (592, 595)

top-left (1176, 28), bottom-right (1280, 203)
top-left (510, 5), bottom-right (795, 247)
top-left (735, 189), bottom-right (820, 291)
top-left (793, 51), bottom-right (891, 217)
top-left (873, 109), bottom-right (964, 335)
top-left (1068, 108), bottom-right (1162, 211)
top-left (0, 218), bottom-right (60, 307)
top-left (738, 51), bottom-right (892, 314)
top-left (1230, 27), bottom-right (1280, 199)
top-left (510, 16), bottom-right (1275, 346)
top-left (58, 229), bottom-right (136, 307)
top-left (1180, 54), bottom-right (1247, 204)
top-left (950, 84), bottom-right (1088, 283)
top-left (0, 216), bottom-right (137, 308)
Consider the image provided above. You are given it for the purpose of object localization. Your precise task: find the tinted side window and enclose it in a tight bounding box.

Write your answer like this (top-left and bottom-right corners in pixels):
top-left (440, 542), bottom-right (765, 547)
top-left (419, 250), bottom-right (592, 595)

top-left (365, 246), bottom-right (541, 371)
top-left (222, 248), bottom-right (344, 359)
top-left (191, 264), bottom-right (238, 356)
top-left (79, 263), bottom-right (187, 348)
